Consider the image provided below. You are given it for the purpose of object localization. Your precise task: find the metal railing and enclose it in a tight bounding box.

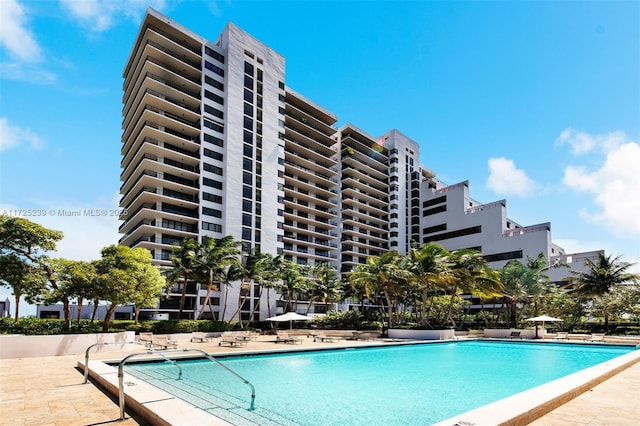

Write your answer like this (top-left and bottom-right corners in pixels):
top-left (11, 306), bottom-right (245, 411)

top-left (82, 342), bottom-right (256, 421)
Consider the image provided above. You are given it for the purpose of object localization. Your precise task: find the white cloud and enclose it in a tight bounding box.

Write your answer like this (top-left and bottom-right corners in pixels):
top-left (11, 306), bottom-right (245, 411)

top-left (0, 117), bottom-right (44, 151)
top-left (555, 127), bottom-right (626, 156)
top-left (59, 0), bottom-right (167, 32)
top-left (486, 157), bottom-right (537, 197)
top-left (0, 62), bottom-right (57, 84)
top-left (0, 0), bottom-right (42, 61)
top-left (560, 130), bottom-right (640, 237)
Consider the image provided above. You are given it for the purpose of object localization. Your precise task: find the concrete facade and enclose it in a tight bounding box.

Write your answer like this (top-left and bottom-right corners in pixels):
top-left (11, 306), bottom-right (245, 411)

top-left (119, 8), bottom-right (603, 321)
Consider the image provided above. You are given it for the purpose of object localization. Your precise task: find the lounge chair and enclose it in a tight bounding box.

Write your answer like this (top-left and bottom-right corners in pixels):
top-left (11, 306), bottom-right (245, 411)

top-left (314, 332), bottom-right (340, 343)
top-left (509, 331), bottom-right (522, 339)
top-left (554, 332), bottom-right (569, 340)
top-left (276, 331), bottom-right (302, 344)
top-left (152, 335), bottom-right (178, 350)
top-left (139, 332), bottom-right (154, 347)
top-left (585, 333), bottom-right (605, 343)
top-left (190, 332), bottom-right (209, 343)
top-left (218, 332), bottom-right (248, 347)
top-left (235, 330), bottom-right (259, 341)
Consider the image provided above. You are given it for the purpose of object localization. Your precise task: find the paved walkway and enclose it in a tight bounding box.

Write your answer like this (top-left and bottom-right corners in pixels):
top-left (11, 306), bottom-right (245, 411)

top-left (1, 335), bottom-right (638, 425)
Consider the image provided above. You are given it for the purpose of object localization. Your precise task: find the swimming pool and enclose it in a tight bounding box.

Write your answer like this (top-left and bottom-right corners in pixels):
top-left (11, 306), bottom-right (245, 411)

top-left (123, 341), bottom-right (636, 425)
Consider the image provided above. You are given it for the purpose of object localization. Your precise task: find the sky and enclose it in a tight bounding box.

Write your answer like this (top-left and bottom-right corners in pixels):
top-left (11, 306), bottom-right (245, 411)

top-left (1, 0), bottom-right (639, 316)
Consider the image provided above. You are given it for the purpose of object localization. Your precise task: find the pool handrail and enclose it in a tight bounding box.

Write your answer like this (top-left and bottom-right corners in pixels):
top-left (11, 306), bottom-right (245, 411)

top-left (117, 351), bottom-right (183, 421)
top-left (179, 347), bottom-right (256, 411)
top-left (83, 341), bottom-right (148, 384)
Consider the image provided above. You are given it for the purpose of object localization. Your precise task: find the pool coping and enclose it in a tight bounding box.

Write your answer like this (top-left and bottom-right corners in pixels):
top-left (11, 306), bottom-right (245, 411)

top-left (80, 339), bottom-right (640, 426)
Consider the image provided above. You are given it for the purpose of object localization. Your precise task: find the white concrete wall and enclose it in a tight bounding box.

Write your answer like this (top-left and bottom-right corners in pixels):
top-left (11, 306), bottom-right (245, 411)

top-left (0, 331), bottom-right (135, 359)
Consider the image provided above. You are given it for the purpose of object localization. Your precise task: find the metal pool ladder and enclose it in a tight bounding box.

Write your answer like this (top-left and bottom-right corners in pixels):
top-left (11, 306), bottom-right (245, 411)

top-left (83, 343), bottom-right (256, 421)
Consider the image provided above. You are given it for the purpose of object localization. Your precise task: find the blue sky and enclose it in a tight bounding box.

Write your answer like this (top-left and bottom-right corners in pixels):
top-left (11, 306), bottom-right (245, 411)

top-left (1, 1), bottom-right (639, 315)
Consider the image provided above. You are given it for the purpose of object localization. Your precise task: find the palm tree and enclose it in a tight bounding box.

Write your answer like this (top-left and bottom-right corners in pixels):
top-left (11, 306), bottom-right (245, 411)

top-left (278, 261), bottom-right (309, 314)
top-left (349, 251), bottom-right (410, 331)
top-left (227, 249), bottom-right (271, 327)
top-left (448, 249), bottom-right (501, 328)
top-left (166, 239), bottom-right (198, 318)
top-left (574, 253), bottom-right (639, 331)
top-left (306, 264), bottom-right (343, 315)
top-left (408, 242), bottom-right (452, 327)
top-left (261, 254), bottom-right (286, 319)
top-left (195, 236), bottom-right (241, 319)
top-left (500, 253), bottom-right (550, 328)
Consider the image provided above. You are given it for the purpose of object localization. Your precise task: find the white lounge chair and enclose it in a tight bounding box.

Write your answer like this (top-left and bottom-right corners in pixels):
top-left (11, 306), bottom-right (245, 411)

top-left (139, 332), bottom-right (154, 347)
top-left (276, 331), bottom-right (302, 344)
top-left (190, 332), bottom-right (209, 342)
top-left (314, 332), bottom-right (340, 343)
top-left (152, 335), bottom-right (178, 349)
top-left (218, 332), bottom-right (248, 347)
top-left (585, 333), bottom-right (605, 342)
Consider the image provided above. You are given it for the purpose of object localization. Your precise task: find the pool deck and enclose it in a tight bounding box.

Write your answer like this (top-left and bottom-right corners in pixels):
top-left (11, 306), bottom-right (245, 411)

top-left (1, 334), bottom-right (639, 425)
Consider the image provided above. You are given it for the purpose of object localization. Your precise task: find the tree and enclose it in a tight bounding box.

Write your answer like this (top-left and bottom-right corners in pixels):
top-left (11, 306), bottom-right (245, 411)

top-left (500, 253), bottom-right (550, 328)
top-left (448, 249), bottom-right (501, 327)
top-left (94, 245), bottom-right (161, 331)
top-left (0, 254), bottom-right (47, 319)
top-left (305, 264), bottom-right (343, 315)
top-left (408, 242), bottom-right (452, 327)
top-left (228, 249), bottom-right (272, 326)
top-left (195, 236), bottom-right (241, 320)
top-left (54, 259), bottom-right (97, 324)
top-left (166, 239), bottom-right (199, 319)
top-left (130, 263), bottom-right (165, 324)
top-left (350, 251), bottom-right (410, 330)
top-left (575, 254), bottom-right (639, 331)
top-left (0, 216), bottom-right (67, 325)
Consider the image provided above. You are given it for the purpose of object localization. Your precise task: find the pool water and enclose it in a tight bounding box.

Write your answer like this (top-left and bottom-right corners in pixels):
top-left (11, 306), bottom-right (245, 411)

top-left (125, 341), bottom-right (634, 425)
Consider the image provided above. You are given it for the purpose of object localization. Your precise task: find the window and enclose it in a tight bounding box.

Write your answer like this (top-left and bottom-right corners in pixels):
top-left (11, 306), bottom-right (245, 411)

top-left (204, 119), bottom-right (224, 133)
top-left (243, 185), bottom-right (252, 199)
top-left (243, 158), bottom-right (252, 171)
top-left (202, 207), bottom-right (222, 218)
top-left (242, 200), bottom-right (252, 213)
top-left (243, 143), bottom-right (253, 157)
top-left (244, 102), bottom-right (253, 117)
top-left (242, 227), bottom-right (251, 241)
top-left (243, 117), bottom-right (253, 130)
top-left (203, 148), bottom-right (223, 161)
top-left (242, 214), bottom-right (251, 226)
top-left (202, 221), bottom-right (222, 232)
top-left (204, 47), bottom-right (225, 64)
top-left (204, 105), bottom-right (223, 119)
top-left (204, 90), bottom-right (224, 105)
top-left (204, 133), bottom-right (223, 147)
top-left (203, 177), bottom-right (222, 189)
top-left (423, 205), bottom-right (447, 216)
top-left (203, 163), bottom-right (223, 175)
top-left (423, 196), bottom-right (446, 208)
top-left (204, 61), bottom-right (224, 77)
top-left (243, 171), bottom-right (252, 185)
top-left (203, 192), bottom-right (222, 204)
top-left (244, 61), bottom-right (254, 75)
top-left (204, 75), bottom-right (224, 90)
top-left (278, 81), bottom-right (285, 89)
top-left (244, 89), bottom-right (253, 102)
top-left (244, 75), bottom-right (253, 89)
top-left (243, 130), bottom-right (253, 144)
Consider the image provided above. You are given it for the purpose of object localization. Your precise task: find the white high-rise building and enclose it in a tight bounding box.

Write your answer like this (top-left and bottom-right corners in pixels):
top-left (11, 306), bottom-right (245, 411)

top-left (119, 9), bottom-right (602, 320)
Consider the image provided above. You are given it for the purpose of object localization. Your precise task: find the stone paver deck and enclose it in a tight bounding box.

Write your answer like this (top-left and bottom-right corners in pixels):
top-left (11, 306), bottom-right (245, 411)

top-left (1, 334), bottom-right (638, 425)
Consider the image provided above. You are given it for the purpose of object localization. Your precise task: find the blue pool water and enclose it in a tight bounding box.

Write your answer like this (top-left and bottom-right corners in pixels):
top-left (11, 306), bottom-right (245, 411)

top-left (125, 341), bottom-right (634, 425)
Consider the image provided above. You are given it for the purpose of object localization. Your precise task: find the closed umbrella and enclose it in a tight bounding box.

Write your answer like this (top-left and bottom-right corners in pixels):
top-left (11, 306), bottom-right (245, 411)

top-left (266, 312), bottom-right (314, 329)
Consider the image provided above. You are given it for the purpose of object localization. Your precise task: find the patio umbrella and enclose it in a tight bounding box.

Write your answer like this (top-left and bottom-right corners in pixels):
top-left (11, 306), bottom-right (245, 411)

top-left (266, 312), bottom-right (314, 329)
top-left (525, 315), bottom-right (563, 338)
